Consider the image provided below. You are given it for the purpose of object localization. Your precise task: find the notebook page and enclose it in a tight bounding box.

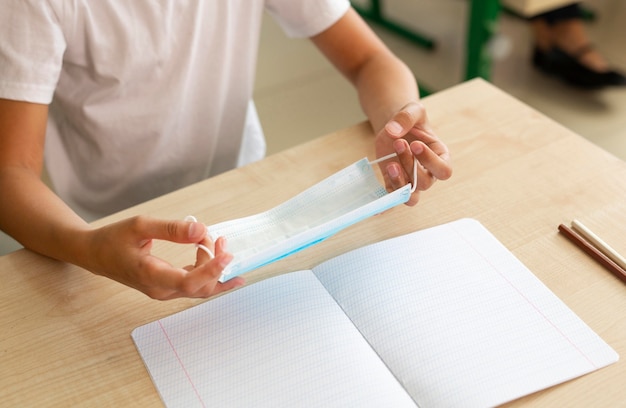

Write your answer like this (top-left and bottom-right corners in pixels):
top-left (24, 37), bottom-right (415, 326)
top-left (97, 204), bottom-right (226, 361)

top-left (132, 270), bottom-right (417, 408)
top-left (313, 218), bottom-right (618, 408)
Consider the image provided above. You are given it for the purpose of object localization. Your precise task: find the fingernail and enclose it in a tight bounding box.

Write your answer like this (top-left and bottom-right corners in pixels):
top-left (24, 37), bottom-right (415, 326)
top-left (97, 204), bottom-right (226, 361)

top-left (218, 254), bottom-right (233, 269)
top-left (393, 139), bottom-right (406, 154)
top-left (188, 222), bottom-right (205, 238)
top-left (388, 164), bottom-right (399, 178)
top-left (411, 142), bottom-right (424, 155)
top-left (386, 121), bottom-right (403, 135)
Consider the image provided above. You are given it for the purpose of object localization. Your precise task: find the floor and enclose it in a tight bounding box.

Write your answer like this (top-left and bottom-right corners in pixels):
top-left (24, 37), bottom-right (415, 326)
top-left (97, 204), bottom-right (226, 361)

top-left (1, 0), bottom-right (624, 255)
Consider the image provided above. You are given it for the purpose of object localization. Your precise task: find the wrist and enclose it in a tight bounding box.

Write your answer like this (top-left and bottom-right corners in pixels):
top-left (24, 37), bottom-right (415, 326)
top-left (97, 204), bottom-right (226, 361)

top-left (44, 222), bottom-right (96, 271)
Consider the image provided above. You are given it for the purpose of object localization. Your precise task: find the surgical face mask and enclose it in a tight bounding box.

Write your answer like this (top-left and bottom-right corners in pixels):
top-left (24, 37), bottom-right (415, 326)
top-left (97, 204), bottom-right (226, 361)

top-left (203, 155), bottom-right (415, 281)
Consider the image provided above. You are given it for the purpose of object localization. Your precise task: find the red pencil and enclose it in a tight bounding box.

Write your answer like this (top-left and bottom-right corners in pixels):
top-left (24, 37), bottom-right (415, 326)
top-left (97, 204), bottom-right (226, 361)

top-left (558, 224), bottom-right (626, 284)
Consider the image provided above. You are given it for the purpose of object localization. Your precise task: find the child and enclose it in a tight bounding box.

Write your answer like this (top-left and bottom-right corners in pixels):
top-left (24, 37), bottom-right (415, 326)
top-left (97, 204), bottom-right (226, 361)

top-left (0, 1), bottom-right (451, 299)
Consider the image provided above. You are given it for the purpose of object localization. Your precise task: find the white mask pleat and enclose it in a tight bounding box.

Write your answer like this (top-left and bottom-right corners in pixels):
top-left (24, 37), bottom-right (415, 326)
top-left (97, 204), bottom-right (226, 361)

top-left (188, 156), bottom-right (412, 281)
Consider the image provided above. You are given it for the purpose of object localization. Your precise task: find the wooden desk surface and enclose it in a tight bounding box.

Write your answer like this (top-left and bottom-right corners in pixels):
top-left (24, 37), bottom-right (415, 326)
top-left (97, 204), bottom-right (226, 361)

top-left (1, 79), bottom-right (625, 407)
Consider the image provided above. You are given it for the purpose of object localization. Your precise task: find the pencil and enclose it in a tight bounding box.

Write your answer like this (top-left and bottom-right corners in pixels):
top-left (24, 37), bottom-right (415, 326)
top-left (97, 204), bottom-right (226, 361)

top-left (571, 219), bottom-right (626, 271)
top-left (558, 224), bottom-right (626, 284)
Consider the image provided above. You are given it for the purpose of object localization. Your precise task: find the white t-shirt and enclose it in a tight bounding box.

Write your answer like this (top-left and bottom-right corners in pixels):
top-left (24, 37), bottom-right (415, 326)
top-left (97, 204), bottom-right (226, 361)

top-left (0, 0), bottom-right (350, 220)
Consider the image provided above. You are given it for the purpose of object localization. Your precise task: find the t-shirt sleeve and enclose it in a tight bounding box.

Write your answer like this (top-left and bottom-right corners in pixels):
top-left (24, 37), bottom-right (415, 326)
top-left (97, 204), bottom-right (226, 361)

top-left (0, 0), bottom-right (66, 104)
top-left (265, 0), bottom-right (351, 38)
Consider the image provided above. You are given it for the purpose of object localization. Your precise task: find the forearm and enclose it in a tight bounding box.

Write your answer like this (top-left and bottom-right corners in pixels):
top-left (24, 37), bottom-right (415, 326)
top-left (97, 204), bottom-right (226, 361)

top-left (310, 8), bottom-right (420, 135)
top-left (353, 53), bottom-right (420, 134)
top-left (0, 166), bottom-right (92, 265)
top-left (0, 166), bottom-right (247, 299)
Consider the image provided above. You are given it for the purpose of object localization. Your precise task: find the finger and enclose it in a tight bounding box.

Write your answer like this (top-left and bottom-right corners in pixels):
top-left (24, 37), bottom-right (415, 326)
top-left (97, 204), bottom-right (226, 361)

top-left (409, 128), bottom-right (451, 163)
top-left (384, 161), bottom-right (407, 193)
top-left (408, 125), bottom-right (437, 141)
top-left (406, 189), bottom-right (421, 207)
top-left (133, 216), bottom-right (207, 245)
top-left (213, 236), bottom-right (228, 255)
top-left (194, 236), bottom-right (217, 266)
top-left (410, 140), bottom-right (452, 182)
top-left (137, 249), bottom-right (222, 299)
top-left (219, 276), bottom-right (246, 292)
top-left (135, 258), bottom-right (189, 299)
top-left (188, 255), bottom-right (242, 298)
top-left (407, 146), bottom-right (437, 192)
top-left (192, 276), bottom-right (246, 298)
top-left (179, 236), bottom-right (230, 296)
top-left (393, 138), bottom-right (417, 188)
top-left (179, 250), bottom-right (234, 296)
top-left (383, 102), bottom-right (428, 139)
top-left (196, 235), bottom-right (228, 265)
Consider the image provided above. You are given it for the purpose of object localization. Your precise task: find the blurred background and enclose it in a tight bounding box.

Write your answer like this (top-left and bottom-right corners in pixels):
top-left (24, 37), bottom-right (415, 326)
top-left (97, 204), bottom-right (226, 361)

top-left (1, 0), bottom-right (624, 255)
top-left (256, 0), bottom-right (625, 158)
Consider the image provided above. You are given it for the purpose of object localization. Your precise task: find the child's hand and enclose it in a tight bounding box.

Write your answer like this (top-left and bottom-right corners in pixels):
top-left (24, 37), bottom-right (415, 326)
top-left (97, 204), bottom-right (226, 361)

top-left (82, 216), bottom-right (245, 300)
top-left (375, 101), bottom-right (452, 206)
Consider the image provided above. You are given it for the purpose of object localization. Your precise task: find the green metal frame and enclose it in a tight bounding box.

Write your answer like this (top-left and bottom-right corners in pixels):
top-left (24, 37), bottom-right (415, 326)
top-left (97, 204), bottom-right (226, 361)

top-left (465, 0), bottom-right (501, 80)
top-left (353, 0), bottom-right (501, 95)
top-left (351, 0), bottom-right (436, 50)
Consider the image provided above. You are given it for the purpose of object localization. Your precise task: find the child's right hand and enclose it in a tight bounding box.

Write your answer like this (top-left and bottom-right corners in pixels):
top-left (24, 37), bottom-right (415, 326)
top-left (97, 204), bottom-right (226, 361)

top-left (81, 216), bottom-right (245, 300)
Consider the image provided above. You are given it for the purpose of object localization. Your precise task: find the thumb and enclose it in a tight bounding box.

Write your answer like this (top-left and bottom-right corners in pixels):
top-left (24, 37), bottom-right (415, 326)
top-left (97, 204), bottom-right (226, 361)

top-left (139, 218), bottom-right (207, 244)
top-left (382, 102), bottom-right (428, 138)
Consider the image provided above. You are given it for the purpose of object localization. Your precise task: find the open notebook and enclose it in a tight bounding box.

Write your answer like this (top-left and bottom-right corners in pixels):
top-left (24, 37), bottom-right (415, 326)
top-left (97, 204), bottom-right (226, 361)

top-left (132, 218), bottom-right (618, 407)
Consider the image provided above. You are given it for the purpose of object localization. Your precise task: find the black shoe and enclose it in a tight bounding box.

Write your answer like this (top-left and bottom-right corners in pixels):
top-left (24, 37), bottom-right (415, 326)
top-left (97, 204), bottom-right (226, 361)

top-left (532, 45), bottom-right (626, 88)
top-left (532, 47), bottom-right (558, 75)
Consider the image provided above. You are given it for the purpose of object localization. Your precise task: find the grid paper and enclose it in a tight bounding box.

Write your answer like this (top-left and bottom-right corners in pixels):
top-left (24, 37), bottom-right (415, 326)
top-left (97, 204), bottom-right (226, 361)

top-left (133, 218), bottom-right (618, 408)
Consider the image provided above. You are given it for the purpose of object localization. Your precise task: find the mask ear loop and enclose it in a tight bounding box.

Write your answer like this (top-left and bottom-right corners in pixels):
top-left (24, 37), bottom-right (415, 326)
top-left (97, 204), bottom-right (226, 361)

top-left (369, 153), bottom-right (418, 193)
top-left (184, 215), bottom-right (214, 259)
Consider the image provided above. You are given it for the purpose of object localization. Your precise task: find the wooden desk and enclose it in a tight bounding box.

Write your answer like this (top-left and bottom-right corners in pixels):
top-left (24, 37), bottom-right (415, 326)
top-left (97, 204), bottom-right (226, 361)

top-left (1, 79), bottom-right (625, 407)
